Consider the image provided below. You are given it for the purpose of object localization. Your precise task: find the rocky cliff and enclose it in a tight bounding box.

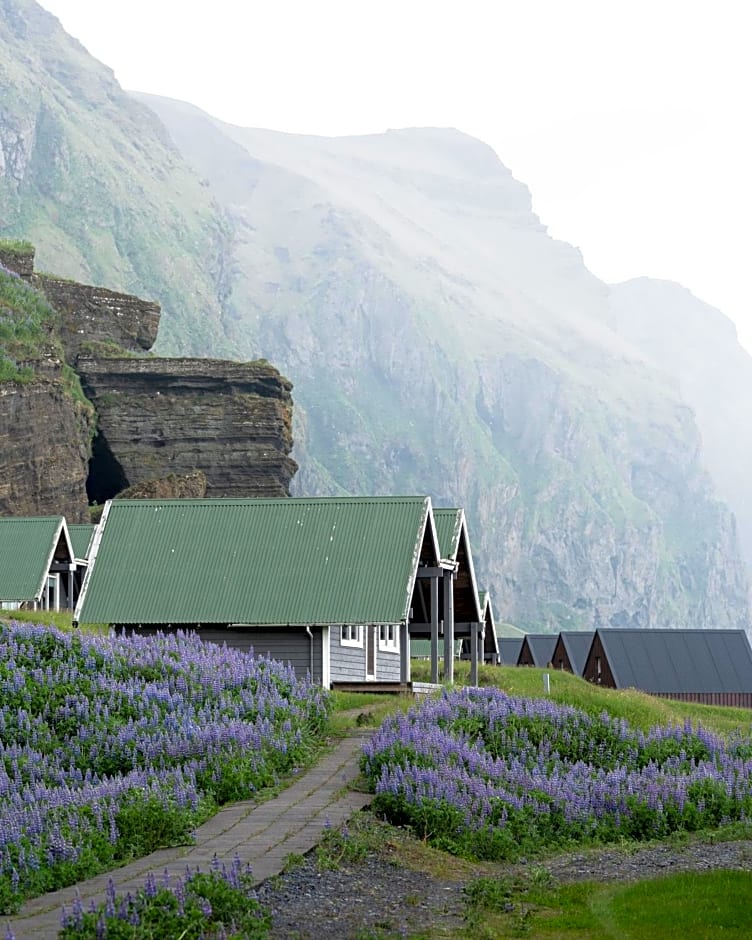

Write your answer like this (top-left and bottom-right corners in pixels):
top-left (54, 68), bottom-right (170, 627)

top-left (0, 359), bottom-right (93, 521)
top-left (78, 356), bottom-right (296, 503)
top-left (0, 242), bottom-right (297, 514)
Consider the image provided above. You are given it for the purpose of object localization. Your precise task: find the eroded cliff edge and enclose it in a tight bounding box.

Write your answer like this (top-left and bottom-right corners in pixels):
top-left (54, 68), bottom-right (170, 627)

top-left (0, 243), bottom-right (297, 517)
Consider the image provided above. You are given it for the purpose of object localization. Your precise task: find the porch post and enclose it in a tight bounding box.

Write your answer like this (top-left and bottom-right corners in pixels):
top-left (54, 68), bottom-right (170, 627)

top-left (470, 621), bottom-right (479, 687)
top-left (443, 570), bottom-right (455, 684)
top-left (430, 574), bottom-right (439, 683)
top-left (400, 622), bottom-right (411, 683)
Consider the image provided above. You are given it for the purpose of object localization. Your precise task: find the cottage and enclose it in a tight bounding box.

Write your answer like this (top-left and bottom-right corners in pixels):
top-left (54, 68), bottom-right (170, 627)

top-left (517, 632), bottom-right (558, 668)
top-left (412, 507), bottom-right (484, 684)
top-left (550, 630), bottom-right (595, 675)
top-left (499, 637), bottom-right (523, 665)
top-left (0, 516), bottom-right (78, 612)
top-left (75, 496), bottom-right (460, 688)
top-left (582, 628), bottom-right (752, 707)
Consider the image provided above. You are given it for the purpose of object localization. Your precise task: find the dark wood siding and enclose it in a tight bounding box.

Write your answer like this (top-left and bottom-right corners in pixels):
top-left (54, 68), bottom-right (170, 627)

top-left (652, 691), bottom-right (752, 708)
top-left (551, 635), bottom-right (573, 673)
top-left (518, 639), bottom-right (536, 667)
top-left (582, 632), bottom-right (616, 687)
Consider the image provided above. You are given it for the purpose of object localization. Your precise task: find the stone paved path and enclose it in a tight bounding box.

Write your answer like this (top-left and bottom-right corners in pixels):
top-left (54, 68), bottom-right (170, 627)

top-left (1, 730), bottom-right (373, 939)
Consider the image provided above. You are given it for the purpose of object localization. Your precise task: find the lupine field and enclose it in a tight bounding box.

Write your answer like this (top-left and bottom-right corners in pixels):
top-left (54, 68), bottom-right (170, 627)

top-left (0, 621), bottom-right (329, 914)
top-left (362, 686), bottom-right (752, 860)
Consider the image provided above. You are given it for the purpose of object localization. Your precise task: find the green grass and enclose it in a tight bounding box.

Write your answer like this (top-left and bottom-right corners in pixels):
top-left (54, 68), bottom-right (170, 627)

top-left (0, 609), bottom-right (109, 636)
top-left (410, 659), bottom-right (752, 738)
top-left (461, 869), bottom-right (752, 939)
top-left (0, 238), bottom-right (34, 255)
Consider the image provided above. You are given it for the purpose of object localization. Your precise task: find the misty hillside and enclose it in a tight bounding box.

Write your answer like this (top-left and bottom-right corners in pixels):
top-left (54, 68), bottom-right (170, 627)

top-left (131, 93), bottom-right (750, 632)
top-left (0, 0), bottom-right (749, 631)
top-left (610, 279), bottom-right (752, 570)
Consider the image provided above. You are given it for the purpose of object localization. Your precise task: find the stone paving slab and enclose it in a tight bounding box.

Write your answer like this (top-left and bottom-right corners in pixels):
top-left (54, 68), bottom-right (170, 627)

top-left (1, 730), bottom-right (373, 940)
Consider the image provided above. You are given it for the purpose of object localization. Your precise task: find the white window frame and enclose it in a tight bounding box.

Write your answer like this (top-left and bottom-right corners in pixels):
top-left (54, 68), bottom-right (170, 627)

top-left (378, 622), bottom-right (400, 653)
top-left (340, 624), bottom-right (363, 647)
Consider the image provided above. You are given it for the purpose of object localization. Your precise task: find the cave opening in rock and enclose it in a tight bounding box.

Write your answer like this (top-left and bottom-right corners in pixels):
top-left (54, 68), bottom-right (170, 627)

top-left (86, 431), bottom-right (129, 505)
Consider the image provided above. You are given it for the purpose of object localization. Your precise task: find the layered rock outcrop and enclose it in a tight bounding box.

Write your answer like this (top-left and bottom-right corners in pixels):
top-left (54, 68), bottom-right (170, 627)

top-left (0, 243), bottom-right (297, 515)
top-left (78, 356), bottom-right (296, 502)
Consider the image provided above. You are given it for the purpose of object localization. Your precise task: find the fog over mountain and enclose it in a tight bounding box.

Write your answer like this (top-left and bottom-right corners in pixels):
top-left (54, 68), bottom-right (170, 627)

top-left (2, 0), bottom-right (750, 631)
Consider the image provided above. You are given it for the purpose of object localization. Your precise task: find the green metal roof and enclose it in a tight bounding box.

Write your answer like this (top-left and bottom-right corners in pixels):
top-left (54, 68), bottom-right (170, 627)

top-left (433, 508), bottom-right (463, 560)
top-left (0, 516), bottom-right (68, 602)
top-left (68, 524), bottom-right (96, 561)
top-left (76, 497), bottom-right (435, 626)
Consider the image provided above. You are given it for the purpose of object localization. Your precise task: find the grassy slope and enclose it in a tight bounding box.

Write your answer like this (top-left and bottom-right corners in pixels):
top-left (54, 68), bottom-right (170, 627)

top-left (412, 659), bottom-right (752, 737)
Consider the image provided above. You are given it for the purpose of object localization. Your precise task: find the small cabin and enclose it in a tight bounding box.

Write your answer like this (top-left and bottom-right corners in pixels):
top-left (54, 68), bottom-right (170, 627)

top-left (0, 516), bottom-right (78, 612)
top-left (582, 628), bottom-right (752, 707)
top-left (550, 630), bottom-right (595, 675)
top-left (75, 496), bottom-right (471, 688)
top-left (517, 632), bottom-right (558, 667)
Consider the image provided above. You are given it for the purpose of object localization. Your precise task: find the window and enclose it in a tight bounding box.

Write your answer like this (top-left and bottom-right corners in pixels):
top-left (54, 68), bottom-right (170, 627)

top-left (340, 625), bottom-right (362, 647)
top-left (378, 623), bottom-right (399, 653)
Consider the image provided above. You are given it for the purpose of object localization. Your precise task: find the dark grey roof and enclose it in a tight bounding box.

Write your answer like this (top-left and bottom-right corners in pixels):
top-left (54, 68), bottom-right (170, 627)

top-left (559, 631), bottom-right (595, 675)
top-left (523, 633), bottom-right (558, 667)
top-left (597, 628), bottom-right (752, 693)
top-left (499, 637), bottom-right (523, 665)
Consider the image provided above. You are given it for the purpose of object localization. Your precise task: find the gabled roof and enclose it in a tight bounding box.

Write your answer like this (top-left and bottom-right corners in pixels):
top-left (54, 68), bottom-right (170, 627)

top-left (0, 516), bottom-right (72, 603)
top-left (68, 524), bottom-right (96, 562)
top-left (521, 633), bottom-right (558, 667)
top-left (499, 637), bottom-right (523, 664)
top-left (76, 497), bottom-right (436, 626)
top-left (433, 507), bottom-right (482, 623)
top-left (596, 628), bottom-right (752, 693)
top-left (433, 508), bottom-right (463, 561)
top-left (557, 631), bottom-right (595, 675)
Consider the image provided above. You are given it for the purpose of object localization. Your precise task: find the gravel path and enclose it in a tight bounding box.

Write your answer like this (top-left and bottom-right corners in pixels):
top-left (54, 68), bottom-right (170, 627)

top-left (256, 821), bottom-right (752, 939)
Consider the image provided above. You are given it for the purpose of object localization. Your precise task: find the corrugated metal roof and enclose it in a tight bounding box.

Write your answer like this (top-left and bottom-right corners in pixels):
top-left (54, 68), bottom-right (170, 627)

top-left (559, 631), bottom-right (595, 675)
top-left (76, 497), bottom-right (434, 626)
top-left (597, 628), bottom-right (752, 693)
top-left (68, 524), bottom-right (96, 561)
top-left (499, 637), bottom-right (523, 664)
top-left (0, 516), bottom-right (67, 602)
top-left (522, 633), bottom-right (558, 667)
top-left (433, 508), bottom-right (463, 560)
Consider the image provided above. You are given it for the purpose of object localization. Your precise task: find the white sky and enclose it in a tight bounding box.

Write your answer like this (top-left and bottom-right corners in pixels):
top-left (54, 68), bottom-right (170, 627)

top-left (37, 0), bottom-right (752, 353)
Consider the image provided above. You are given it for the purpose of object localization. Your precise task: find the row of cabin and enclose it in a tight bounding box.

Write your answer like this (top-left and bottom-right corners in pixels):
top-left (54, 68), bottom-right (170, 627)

top-left (502, 629), bottom-right (752, 708)
top-left (0, 497), bottom-right (499, 690)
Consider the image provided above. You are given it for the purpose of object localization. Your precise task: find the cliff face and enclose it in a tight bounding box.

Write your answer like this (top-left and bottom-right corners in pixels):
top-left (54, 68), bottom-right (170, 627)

top-left (0, 359), bottom-right (92, 521)
top-left (35, 275), bottom-right (160, 360)
top-left (77, 356), bottom-right (297, 502)
top-left (0, 243), bottom-right (297, 514)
